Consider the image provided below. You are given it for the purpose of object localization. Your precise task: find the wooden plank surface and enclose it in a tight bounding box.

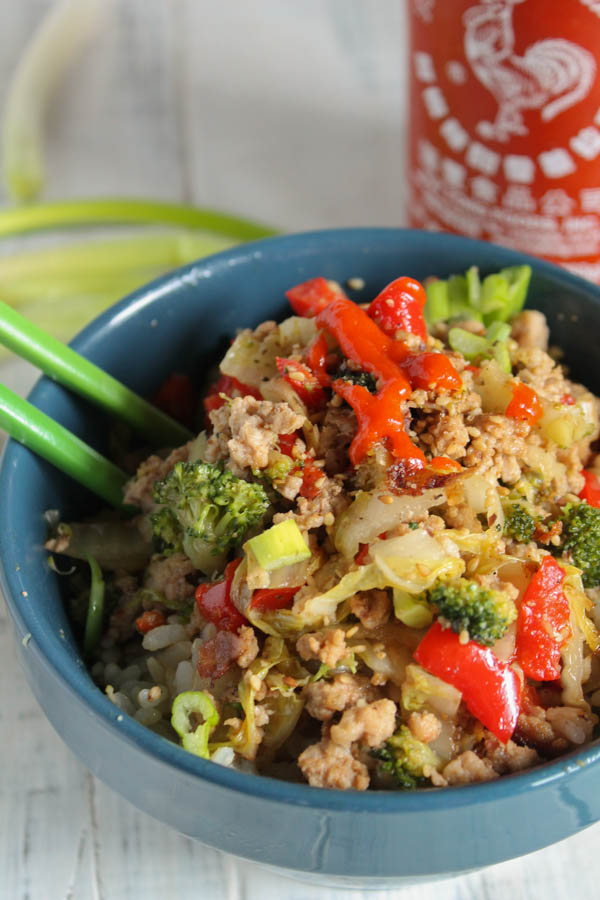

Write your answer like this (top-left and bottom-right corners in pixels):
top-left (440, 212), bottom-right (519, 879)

top-left (0, 2), bottom-right (598, 898)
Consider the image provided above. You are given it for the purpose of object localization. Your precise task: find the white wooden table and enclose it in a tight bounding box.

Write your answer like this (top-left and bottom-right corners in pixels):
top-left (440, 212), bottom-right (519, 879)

top-left (1, 2), bottom-right (600, 898)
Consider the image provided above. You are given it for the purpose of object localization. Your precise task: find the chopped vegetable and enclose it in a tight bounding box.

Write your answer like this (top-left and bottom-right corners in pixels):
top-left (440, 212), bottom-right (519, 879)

top-left (415, 622), bottom-right (521, 743)
top-left (171, 691), bottom-right (219, 758)
top-left (245, 519), bottom-right (311, 572)
top-left (367, 276), bottom-right (427, 340)
top-left (153, 373), bottom-right (196, 428)
top-left (276, 357), bottom-right (327, 409)
top-left (579, 470), bottom-right (600, 509)
top-left (135, 609), bottom-right (167, 634)
top-left (251, 586), bottom-right (300, 613)
top-left (372, 725), bottom-right (440, 788)
top-left (556, 502), bottom-right (600, 588)
top-left (426, 577), bottom-right (516, 647)
top-left (195, 559), bottom-right (246, 632)
top-left (285, 277), bottom-right (344, 317)
top-left (392, 588), bottom-right (434, 629)
top-left (152, 462), bottom-right (269, 575)
top-left (424, 264), bottom-right (531, 327)
top-left (83, 554), bottom-right (104, 655)
top-left (516, 557), bottom-right (570, 681)
top-left (203, 374), bottom-right (260, 417)
top-left (503, 503), bottom-right (536, 543)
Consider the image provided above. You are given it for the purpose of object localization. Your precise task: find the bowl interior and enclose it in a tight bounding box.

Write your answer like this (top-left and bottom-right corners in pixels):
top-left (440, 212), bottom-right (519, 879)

top-left (2, 226), bottom-right (600, 823)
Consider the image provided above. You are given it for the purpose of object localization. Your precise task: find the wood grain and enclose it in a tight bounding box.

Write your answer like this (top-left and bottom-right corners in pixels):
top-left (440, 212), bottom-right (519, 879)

top-left (0, 1), bottom-right (598, 898)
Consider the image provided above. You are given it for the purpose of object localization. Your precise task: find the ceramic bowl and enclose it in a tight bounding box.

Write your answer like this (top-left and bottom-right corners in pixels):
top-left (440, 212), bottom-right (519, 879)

top-left (2, 228), bottom-right (600, 889)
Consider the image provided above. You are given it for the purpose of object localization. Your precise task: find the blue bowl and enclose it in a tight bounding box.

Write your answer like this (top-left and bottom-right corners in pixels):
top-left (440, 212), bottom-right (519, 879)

top-left (2, 228), bottom-right (600, 889)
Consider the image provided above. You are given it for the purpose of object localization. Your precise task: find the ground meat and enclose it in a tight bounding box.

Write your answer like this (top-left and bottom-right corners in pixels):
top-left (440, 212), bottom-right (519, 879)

top-left (123, 443), bottom-right (190, 511)
top-left (442, 750), bottom-right (499, 785)
top-left (511, 310), bottom-right (550, 351)
top-left (296, 628), bottom-right (349, 668)
top-left (303, 673), bottom-right (381, 721)
top-left (273, 475), bottom-right (347, 531)
top-left (329, 698), bottom-right (397, 748)
top-left (481, 734), bottom-right (539, 774)
top-left (545, 706), bottom-right (598, 745)
top-left (317, 404), bottom-right (357, 475)
top-left (235, 625), bottom-right (260, 668)
top-left (556, 445), bottom-right (586, 495)
top-left (418, 409), bottom-right (471, 460)
top-left (408, 710), bottom-right (442, 744)
top-left (206, 395), bottom-right (304, 473)
top-left (144, 552), bottom-right (196, 607)
top-left (298, 739), bottom-right (370, 790)
top-left (463, 414), bottom-right (530, 484)
top-left (349, 590), bottom-right (391, 630)
top-left (515, 703), bottom-right (597, 753)
top-left (512, 346), bottom-right (568, 404)
top-left (197, 626), bottom-right (258, 680)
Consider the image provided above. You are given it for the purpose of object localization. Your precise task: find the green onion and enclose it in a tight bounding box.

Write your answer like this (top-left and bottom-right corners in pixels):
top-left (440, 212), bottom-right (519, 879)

top-left (245, 519), bottom-right (311, 571)
top-left (171, 691), bottom-right (220, 758)
top-left (83, 553), bottom-right (105, 655)
top-left (3, 0), bottom-right (105, 202)
top-left (448, 328), bottom-right (490, 360)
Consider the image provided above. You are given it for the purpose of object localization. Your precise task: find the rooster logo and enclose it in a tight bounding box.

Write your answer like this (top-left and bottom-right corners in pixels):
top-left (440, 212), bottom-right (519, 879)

top-left (464, 0), bottom-right (596, 142)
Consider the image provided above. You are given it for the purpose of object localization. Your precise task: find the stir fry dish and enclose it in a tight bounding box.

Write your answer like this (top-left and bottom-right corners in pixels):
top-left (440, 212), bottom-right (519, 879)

top-left (47, 265), bottom-right (600, 790)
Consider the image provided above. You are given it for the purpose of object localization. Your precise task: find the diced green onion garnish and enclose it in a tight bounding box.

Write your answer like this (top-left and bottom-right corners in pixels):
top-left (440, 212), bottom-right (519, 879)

top-left (448, 328), bottom-right (490, 360)
top-left (83, 553), bottom-right (104, 655)
top-left (245, 519), bottom-right (311, 571)
top-left (171, 691), bottom-right (219, 758)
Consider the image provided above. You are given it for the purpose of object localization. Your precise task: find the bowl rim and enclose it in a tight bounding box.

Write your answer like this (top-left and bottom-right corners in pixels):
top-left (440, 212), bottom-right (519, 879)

top-left (3, 225), bottom-right (600, 814)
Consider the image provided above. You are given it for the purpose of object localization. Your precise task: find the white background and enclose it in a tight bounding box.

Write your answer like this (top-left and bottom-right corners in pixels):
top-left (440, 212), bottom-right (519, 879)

top-left (1, 1), bottom-right (599, 898)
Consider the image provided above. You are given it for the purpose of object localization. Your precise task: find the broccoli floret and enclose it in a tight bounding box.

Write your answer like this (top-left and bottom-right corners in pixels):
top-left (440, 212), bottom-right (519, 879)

top-left (334, 361), bottom-right (377, 393)
top-left (557, 501), bottom-right (600, 588)
top-left (504, 503), bottom-right (536, 543)
top-left (372, 725), bottom-right (440, 789)
top-left (151, 461), bottom-right (269, 575)
top-left (426, 578), bottom-right (516, 646)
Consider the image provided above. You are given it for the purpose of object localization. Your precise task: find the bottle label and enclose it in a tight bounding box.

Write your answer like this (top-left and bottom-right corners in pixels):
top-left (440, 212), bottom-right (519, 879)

top-left (408, 0), bottom-right (600, 279)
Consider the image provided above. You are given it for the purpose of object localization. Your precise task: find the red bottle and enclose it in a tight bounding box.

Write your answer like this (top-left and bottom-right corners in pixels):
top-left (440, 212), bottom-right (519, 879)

top-left (407, 0), bottom-right (600, 281)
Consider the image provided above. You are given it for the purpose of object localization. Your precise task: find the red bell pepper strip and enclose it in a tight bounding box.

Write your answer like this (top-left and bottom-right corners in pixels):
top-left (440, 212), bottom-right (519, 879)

top-left (136, 609), bottom-right (167, 634)
top-left (277, 432), bottom-right (324, 498)
top-left (579, 469), bottom-right (600, 509)
top-left (195, 559), bottom-right (246, 633)
top-left (516, 556), bottom-right (571, 682)
top-left (304, 331), bottom-right (331, 387)
top-left (203, 374), bottom-right (261, 416)
top-left (276, 357), bottom-right (327, 410)
top-left (285, 276), bottom-right (344, 318)
top-left (367, 276), bottom-right (428, 341)
top-left (250, 586), bottom-right (300, 613)
top-left (278, 432), bottom-right (298, 457)
top-left (505, 382), bottom-right (543, 425)
top-left (430, 456), bottom-right (462, 472)
top-left (153, 373), bottom-right (196, 427)
top-left (415, 622), bottom-right (521, 743)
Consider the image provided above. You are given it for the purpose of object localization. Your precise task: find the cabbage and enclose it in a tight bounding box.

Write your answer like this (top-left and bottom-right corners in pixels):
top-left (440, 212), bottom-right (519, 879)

top-left (537, 402), bottom-right (593, 449)
top-left (459, 473), bottom-right (505, 531)
top-left (334, 487), bottom-right (446, 559)
top-left (563, 566), bottom-right (600, 653)
top-left (401, 663), bottom-right (462, 718)
top-left (474, 360), bottom-right (513, 413)
top-left (522, 444), bottom-right (567, 487)
top-left (219, 327), bottom-right (283, 387)
top-left (392, 588), bottom-right (433, 628)
top-left (277, 315), bottom-right (318, 349)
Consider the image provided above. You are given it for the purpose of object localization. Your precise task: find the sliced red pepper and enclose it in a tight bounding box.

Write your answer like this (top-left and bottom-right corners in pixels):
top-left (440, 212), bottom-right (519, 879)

top-left (354, 543), bottom-right (370, 566)
top-left (304, 331), bottom-right (331, 387)
top-left (561, 392), bottom-right (576, 406)
top-left (367, 276), bottom-right (427, 341)
top-left (399, 351), bottom-right (462, 393)
top-left (285, 276), bottom-right (344, 318)
top-left (516, 556), bottom-right (571, 682)
top-left (579, 469), bottom-right (600, 509)
top-left (298, 459), bottom-right (324, 499)
top-left (203, 374), bottom-right (261, 417)
top-left (135, 609), bottom-right (167, 634)
top-left (153, 373), bottom-right (196, 427)
top-left (250, 586), bottom-right (300, 613)
top-left (505, 382), bottom-right (543, 425)
top-left (278, 432), bottom-right (298, 457)
top-left (415, 622), bottom-right (521, 743)
top-left (276, 357), bottom-right (327, 409)
top-left (195, 559), bottom-right (246, 633)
